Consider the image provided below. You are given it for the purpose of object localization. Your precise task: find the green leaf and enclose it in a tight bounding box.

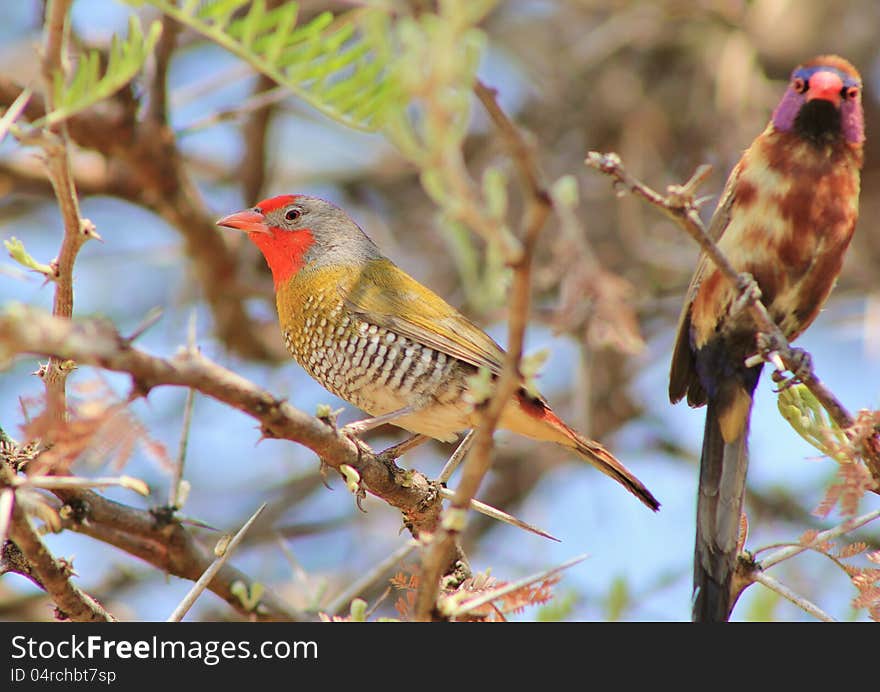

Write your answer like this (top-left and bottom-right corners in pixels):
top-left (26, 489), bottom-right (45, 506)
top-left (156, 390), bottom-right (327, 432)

top-left (35, 16), bottom-right (161, 128)
top-left (777, 384), bottom-right (849, 462)
top-left (140, 1), bottom-right (390, 131)
top-left (4, 237), bottom-right (56, 279)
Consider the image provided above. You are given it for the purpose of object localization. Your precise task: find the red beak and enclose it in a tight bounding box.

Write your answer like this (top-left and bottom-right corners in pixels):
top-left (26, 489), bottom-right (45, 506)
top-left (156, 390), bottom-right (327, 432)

top-left (216, 209), bottom-right (272, 235)
top-left (806, 70), bottom-right (844, 108)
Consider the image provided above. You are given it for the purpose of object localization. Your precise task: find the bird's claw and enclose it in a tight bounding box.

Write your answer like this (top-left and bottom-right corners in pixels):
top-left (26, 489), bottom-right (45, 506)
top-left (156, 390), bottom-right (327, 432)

top-left (771, 347), bottom-right (813, 392)
top-left (337, 430), bottom-right (371, 512)
top-left (318, 460), bottom-right (334, 490)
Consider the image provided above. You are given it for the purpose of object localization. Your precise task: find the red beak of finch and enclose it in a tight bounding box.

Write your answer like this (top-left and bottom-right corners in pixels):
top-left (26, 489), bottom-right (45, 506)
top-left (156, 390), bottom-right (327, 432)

top-left (215, 209), bottom-right (272, 235)
top-left (806, 70), bottom-right (844, 107)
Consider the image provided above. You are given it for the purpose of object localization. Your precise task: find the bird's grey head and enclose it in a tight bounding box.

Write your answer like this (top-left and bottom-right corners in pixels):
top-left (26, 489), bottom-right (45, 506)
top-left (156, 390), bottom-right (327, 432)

top-left (255, 194), bottom-right (383, 268)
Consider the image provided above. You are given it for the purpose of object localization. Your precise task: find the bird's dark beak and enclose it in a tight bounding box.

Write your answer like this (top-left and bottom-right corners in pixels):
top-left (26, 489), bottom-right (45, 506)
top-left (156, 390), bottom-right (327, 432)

top-left (216, 210), bottom-right (272, 235)
top-left (806, 70), bottom-right (844, 108)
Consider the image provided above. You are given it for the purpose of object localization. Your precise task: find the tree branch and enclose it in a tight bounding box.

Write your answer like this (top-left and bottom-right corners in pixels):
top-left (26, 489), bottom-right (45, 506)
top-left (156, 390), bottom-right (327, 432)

top-left (413, 81), bottom-right (552, 621)
top-left (0, 306), bottom-right (445, 539)
top-left (2, 462), bottom-right (114, 622)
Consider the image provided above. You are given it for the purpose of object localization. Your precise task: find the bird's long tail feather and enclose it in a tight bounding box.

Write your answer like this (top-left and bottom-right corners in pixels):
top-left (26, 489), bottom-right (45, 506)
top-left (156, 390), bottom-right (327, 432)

top-left (504, 393), bottom-right (660, 511)
top-left (693, 397), bottom-right (751, 622)
top-left (569, 431), bottom-right (661, 511)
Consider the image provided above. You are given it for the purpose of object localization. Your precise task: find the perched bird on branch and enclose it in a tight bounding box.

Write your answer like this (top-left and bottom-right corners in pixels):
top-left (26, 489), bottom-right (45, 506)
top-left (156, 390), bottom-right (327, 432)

top-left (218, 195), bottom-right (659, 511)
top-left (669, 55), bottom-right (865, 622)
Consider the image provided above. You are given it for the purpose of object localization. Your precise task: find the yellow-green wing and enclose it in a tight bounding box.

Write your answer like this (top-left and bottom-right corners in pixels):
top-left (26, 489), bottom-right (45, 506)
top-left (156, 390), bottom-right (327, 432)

top-left (341, 258), bottom-right (506, 374)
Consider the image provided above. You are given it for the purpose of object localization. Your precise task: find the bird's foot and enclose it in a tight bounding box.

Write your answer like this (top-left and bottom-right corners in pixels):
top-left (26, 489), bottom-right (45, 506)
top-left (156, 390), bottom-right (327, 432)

top-left (732, 272), bottom-right (761, 315)
top-left (751, 331), bottom-right (787, 373)
top-left (337, 457), bottom-right (368, 512)
top-left (772, 347), bottom-right (813, 392)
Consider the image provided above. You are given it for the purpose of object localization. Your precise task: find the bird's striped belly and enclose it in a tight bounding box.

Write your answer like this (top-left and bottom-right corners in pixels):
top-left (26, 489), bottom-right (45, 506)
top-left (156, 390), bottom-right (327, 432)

top-left (282, 304), bottom-right (474, 441)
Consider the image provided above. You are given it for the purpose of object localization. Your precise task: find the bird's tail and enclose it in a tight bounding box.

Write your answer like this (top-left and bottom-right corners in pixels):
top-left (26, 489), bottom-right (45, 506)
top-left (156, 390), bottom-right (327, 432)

top-left (566, 425), bottom-right (661, 511)
top-left (693, 395), bottom-right (751, 622)
top-left (502, 392), bottom-right (660, 511)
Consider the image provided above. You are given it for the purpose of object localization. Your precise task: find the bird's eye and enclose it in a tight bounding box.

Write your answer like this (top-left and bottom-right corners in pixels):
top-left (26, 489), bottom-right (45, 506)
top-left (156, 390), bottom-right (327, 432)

top-left (845, 86), bottom-right (859, 100)
top-left (253, 206), bottom-right (262, 214)
top-left (285, 208), bottom-right (302, 222)
top-left (792, 77), bottom-right (807, 94)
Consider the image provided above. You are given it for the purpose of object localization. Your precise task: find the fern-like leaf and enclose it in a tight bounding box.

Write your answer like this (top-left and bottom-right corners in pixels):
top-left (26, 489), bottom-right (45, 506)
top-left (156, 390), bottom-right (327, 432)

top-left (35, 16), bottom-right (162, 128)
top-left (138, 0), bottom-right (390, 131)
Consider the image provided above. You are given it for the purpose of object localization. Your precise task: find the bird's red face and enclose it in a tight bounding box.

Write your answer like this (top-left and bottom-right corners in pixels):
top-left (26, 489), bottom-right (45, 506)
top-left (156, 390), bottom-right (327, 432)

top-left (217, 194), bottom-right (316, 288)
top-left (771, 55), bottom-right (864, 144)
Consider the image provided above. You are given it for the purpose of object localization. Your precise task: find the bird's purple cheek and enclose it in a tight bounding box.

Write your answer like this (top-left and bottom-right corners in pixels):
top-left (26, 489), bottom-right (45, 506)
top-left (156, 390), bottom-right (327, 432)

top-left (770, 89), bottom-right (803, 132)
top-left (841, 101), bottom-right (865, 144)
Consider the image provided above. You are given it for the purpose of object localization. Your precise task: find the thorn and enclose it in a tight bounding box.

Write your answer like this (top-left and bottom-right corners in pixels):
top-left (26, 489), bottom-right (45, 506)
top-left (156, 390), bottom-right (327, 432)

top-left (438, 487), bottom-right (559, 541)
top-left (124, 307), bottom-right (164, 343)
top-left (80, 219), bottom-right (102, 242)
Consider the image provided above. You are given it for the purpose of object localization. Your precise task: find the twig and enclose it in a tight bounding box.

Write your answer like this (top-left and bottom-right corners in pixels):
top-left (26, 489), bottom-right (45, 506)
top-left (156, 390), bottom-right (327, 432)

top-left (170, 387), bottom-right (196, 507)
top-left (54, 487), bottom-right (301, 621)
top-left (413, 81), bottom-right (553, 621)
top-left (758, 507), bottom-right (880, 571)
top-left (325, 540), bottom-right (417, 615)
top-left (437, 429), bottom-right (475, 483)
top-left (148, 12), bottom-right (179, 126)
top-left (751, 571), bottom-right (836, 622)
top-left (6, 479), bottom-right (115, 622)
top-left (5, 0), bottom-right (110, 623)
top-left (11, 474), bottom-right (149, 495)
top-left (166, 503), bottom-right (266, 621)
top-left (0, 86), bottom-right (32, 145)
top-left (181, 81), bottom-right (286, 137)
top-left (0, 488), bottom-right (14, 553)
top-left (39, 0), bottom-right (96, 423)
top-left (443, 553), bottom-right (588, 619)
top-left (125, 306), bottom-right (164, 343)
top-left (585, 151), bottom-right (880, 478)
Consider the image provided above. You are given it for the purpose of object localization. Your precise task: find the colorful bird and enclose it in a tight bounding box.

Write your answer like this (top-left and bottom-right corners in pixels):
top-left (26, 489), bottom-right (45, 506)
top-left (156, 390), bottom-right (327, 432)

top-left (669, 55), bottom-right (865, 622)
top-left (217, 195), bottom-right (660, 511)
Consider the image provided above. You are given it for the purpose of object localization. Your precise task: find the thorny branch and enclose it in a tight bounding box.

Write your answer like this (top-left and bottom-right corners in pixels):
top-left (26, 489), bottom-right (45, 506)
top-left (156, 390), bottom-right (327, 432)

top-left (0, 306), bottom-right (446, 540)
top-left (0, 423), bottom-right (302, 621)
top-left (413, 81), bottom-right (552, 621)
top-left (726, 507), bottom-right (880, 620)
top-left (0, 306), bottom-right (558, 619)
top-left (39, 0), bottom-right (96, 424)
top-left (0, 0), bottom-right (108, 623)
top-left (55, 487), bottom-right (301, 621)
top-left (586, 151), bottom-right (880, 483)
top-left (0, 463), bottom-right (114, 622)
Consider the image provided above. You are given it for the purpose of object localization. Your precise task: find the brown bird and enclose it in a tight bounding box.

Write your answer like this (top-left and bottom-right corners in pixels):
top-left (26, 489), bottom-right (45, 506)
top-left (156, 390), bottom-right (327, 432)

top-left (670, 55), bottom-right (865, 621)
top-left (218, 195), bottom-right (659, 511)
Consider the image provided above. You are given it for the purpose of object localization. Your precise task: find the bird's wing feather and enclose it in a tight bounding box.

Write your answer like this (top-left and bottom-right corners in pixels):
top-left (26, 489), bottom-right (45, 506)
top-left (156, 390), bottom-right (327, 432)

top-left (341, 258), bottom-right (506, 374)
top-left (669, 157), bottom-right (743, 404)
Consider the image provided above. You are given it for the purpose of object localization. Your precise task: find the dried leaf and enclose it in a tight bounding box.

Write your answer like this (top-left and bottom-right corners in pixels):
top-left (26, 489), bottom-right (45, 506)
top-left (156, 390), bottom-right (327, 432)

top-left (837, 542), bottom-right (868, 559)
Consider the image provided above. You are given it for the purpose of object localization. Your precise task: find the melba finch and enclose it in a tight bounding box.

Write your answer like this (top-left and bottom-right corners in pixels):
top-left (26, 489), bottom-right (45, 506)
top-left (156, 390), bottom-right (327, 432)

top-left (670, 55), bottom-right (864, 622)
top-left (218, 195), bottom-right (659, 511)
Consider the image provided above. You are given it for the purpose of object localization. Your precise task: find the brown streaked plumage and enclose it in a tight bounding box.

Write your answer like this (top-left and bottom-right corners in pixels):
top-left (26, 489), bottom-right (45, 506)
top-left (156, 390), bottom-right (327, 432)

top-left (670, 55), bottom-right (864, 622)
